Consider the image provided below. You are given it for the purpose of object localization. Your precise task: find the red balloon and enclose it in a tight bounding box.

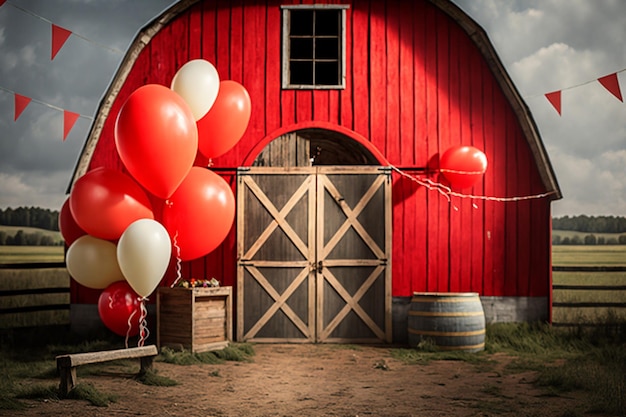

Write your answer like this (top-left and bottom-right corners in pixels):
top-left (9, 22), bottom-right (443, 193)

top-left (115, 84), bottom-right (198, 199)
top-left (161, 167), bottom-right (235, 261)
top-left (439, 146), bottom-right (488, 189)
top-left (69, 167), bottom-right (154, 241)
top-left (197, 80), bottom-right (251, 159)
top-left (98, 281), bottom-right (142, 337)
top-left (59, 197), bottom-right (86, 246)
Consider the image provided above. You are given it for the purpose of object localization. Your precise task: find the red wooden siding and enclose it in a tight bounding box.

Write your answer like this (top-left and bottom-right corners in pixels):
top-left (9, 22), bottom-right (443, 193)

top-left (76, 0), bottom-right (553, 304)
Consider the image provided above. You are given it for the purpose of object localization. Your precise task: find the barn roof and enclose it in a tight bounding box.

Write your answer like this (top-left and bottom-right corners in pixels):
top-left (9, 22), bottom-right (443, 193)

top-left (70, 0), bottom-right (561, 200)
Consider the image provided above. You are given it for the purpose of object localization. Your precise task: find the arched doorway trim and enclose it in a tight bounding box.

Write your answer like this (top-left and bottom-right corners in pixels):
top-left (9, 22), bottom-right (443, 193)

top-left (241, 121), bottom-right (389, 167)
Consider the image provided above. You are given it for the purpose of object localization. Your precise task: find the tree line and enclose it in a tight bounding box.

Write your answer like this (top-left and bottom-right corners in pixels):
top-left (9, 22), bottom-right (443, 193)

top-left (0, 230), bottom-right (63, 246)
top-left (0, 206), bottom-right (59, 231)
top-left (0, 207), bottom-right (62, 246)
top-left (552, 215), bottom-right (626, 233)
top-left (552, 233), bottom-right (626, 246)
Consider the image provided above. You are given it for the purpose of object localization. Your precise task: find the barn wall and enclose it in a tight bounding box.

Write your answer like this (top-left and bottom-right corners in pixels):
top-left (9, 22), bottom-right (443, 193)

top-left (77, 0), bottom-right (552, 310)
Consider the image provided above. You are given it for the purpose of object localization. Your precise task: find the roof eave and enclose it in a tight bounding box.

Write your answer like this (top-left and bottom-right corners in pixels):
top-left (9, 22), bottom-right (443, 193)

top-left (431, 0), bottom-right (562, 200)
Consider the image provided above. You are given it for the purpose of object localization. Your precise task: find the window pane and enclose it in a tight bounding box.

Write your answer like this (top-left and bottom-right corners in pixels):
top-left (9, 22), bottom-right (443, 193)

top-left (315, 38), bottom-right (339, 60)
top-left (291, 61), bottom-right (314, 85)
top-left (291, 10), bottom-right (313, 36)
top-left (284, 8), bottom-right (343, 88)
top-left (315, 10), bottom-right (339, 36)
top-left (291, 38), bottom-right (313, 60)
top-left (315, 61), bottom-right (339, 85)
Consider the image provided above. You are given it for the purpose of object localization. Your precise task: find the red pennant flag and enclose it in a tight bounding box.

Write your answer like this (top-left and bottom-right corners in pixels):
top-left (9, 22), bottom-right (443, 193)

top-left (14, 94), bottom-right (32, 121)
top-left (597, 73), bottom-right (623, 102)
top-left (0, 1), bottom-right (7, 7)
top-left (63, 110), bottom-right (80, 141)
top-left (51, 24), bottom-right (72, 60)
top-left (545, 90), bottom-right (561, 115)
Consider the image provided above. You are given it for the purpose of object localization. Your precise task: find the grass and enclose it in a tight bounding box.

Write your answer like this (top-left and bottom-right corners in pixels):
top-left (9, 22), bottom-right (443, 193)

top-left (552, 244), bottom-right (626, 266)
top-left (158, 343), bottom-right (255, 365)
top-left (392, 322), bottom-right (625, 416)
top-left (390, 339), bottom-right (493, 366)
top-left (552, 268), bottom-right (626, 325)
top-left (136, 369), bottom-right (178, 386)
top-left (0, 245), bottom-right (64, 264)
top-left (0, 327), bottom-right (256, 410)
top-left (0, 266), bottom-right (70, 328)
top-left (0, 225), bottom-right (63, 241)
top-left (487, 322), bottom-right (625, 416)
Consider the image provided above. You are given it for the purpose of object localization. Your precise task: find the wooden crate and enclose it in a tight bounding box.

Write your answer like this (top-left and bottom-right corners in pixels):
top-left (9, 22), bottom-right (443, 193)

top-left (157, 286), bottom-right (232, 353)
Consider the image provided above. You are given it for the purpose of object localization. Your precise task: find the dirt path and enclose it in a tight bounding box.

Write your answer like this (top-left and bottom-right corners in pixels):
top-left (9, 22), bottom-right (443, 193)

top-left (12, 344), bottom-right (587, 417)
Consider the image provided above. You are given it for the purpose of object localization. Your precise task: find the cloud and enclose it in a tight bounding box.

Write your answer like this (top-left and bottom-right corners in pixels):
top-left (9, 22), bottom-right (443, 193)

top-left (0, 171), bottom-right (69, 210)
top-left (453, 0), bottom-right (626, 216)
top-left (0, 0), bottom-right (175, 211)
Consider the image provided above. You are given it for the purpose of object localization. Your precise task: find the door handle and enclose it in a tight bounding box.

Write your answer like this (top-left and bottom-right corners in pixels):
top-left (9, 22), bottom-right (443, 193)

top-left (316, 260), bottom-right (323, 274)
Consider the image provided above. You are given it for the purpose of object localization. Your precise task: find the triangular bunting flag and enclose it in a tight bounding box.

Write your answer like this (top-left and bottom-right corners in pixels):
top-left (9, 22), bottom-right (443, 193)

top-left (545, 90), bottom-right (562, 115)
top-left (597, 73), bottom-right (623, 102)
top-left (51, 24), bottom-right (72, 60)
top-left (14, 93), bottom-right (32, 121)
top-left (63, 110), bottom-right (80, 141)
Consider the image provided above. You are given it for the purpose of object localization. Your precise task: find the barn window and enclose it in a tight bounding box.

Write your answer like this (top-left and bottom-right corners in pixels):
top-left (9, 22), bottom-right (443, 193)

top-left (281, 5), bottom-right (348, 89)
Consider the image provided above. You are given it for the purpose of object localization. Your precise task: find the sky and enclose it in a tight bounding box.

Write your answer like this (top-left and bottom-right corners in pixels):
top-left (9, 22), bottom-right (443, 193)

top-left (0, 0), bottom-right (624, 217)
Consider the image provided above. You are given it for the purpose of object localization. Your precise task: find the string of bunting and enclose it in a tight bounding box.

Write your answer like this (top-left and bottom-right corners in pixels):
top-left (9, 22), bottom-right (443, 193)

top-left (0, 85), bottom-right (92, 141)
top-left (0, 0), bottom-right (623, 139)
top-left (541, 68), bottom-right (625, 115)
top-left (1, 0), bottom-right (124, 59)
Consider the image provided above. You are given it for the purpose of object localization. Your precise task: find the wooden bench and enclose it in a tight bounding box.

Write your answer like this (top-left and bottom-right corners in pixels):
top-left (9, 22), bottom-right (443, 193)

top-left (56, 345), bottom-right (158, 395)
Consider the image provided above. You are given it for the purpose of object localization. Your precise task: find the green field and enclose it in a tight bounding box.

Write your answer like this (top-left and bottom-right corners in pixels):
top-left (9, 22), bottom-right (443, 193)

top-left (0, 246), bottom-right (64, 264)
top-left (0, 225), bottom-right (64, 263)
top-left (0, 225), bottom-right (63, 241)
top-left (552, 245), bottom-right (626, 266)
top-left (551, 245), bottom-right (626, 325)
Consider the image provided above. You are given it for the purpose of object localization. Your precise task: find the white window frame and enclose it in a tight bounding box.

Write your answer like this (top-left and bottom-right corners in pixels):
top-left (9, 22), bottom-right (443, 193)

top-left (281, 4), bottom-right (348, 90)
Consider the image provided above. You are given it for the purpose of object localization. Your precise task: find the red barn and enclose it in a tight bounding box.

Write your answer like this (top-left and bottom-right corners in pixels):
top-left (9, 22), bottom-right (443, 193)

top-left (69, 0), bottom-right (561, 343)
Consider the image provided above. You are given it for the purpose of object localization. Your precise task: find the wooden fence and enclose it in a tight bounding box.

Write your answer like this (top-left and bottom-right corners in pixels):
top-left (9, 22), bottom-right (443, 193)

top-left (1, 262), bottom-right (624, 330)
top-left (0, 262), bottom-right (70, 329)
top-left (552, 266), bottom-right (626, 328)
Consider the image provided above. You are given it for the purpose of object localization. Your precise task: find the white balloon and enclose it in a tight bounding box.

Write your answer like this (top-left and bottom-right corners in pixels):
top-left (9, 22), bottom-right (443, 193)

top-left (117, 219), bottom-right (172, 298)
top-left (66, 235), bottom-right (124, 289)
top-left (171, 59), bottom-right (220, 121)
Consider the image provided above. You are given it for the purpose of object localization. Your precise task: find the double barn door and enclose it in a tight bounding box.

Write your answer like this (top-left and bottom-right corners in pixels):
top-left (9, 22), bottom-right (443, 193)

top-left (237, 167), bottom-right (391, 343)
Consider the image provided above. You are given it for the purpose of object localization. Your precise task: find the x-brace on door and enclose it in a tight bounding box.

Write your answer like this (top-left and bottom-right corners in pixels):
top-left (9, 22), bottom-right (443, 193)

top-left (237, 166), bottom-right (391, 343)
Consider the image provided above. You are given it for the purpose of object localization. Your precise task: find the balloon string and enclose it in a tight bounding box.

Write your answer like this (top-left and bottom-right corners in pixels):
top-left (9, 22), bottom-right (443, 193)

top-left (137, 298), bottom-right (149, 347)
top-left (171, 231), bottom-right (182, 288)
top-left (390, 166), bottom-right (557, 203)
top-left (125, 309), bottom-right (137, 349)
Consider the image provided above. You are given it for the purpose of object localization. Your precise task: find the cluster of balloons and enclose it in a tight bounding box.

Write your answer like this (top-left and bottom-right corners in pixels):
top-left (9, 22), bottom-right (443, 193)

top-left (439, 145), bottom-right (488, 189)
top-left (60, 59), bottom-right (251, 337)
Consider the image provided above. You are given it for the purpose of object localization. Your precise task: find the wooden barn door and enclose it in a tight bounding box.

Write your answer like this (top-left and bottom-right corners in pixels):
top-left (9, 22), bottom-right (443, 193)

top-left (237, 167), bottom-right (391, 343)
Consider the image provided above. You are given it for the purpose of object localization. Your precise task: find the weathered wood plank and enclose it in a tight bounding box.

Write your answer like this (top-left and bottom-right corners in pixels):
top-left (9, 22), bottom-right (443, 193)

top-left (157, 287), bottom-right (232, 352)
top-left (56, 345), bottom-right (157, 396)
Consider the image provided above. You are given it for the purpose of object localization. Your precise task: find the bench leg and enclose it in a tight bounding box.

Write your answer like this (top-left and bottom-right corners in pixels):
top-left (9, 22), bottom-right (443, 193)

top-left (59, 366), bottom-right (77, 396)
top-left (139, 355), bottom-right (155, 375)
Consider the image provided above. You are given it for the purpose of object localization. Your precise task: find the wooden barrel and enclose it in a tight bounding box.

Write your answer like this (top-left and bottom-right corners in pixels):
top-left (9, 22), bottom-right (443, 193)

top-left (408, 292), bottom-right (485, 352)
